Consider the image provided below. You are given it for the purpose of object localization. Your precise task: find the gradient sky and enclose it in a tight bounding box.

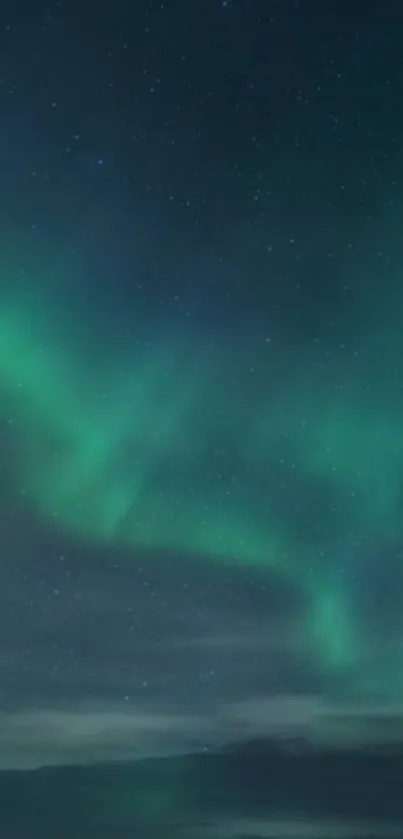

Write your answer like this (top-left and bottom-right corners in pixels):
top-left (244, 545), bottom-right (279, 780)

top-left (1, 0), bottom-right (403, 782)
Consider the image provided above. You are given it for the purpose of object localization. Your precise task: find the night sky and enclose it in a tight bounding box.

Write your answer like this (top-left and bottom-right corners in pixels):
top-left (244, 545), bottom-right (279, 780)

top-left (2, 0), bottom-right (403, 833)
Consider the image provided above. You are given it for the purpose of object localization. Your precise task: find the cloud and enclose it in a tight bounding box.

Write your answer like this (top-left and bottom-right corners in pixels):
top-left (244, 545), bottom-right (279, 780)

top-left (216, 695), bottom-right (403, 750)
top-left (185, 817), bottom-right (403, 838)
top-left (0, 706), bottom-right (212, 770)
top-left (3, 694), bottom-right (403, 770)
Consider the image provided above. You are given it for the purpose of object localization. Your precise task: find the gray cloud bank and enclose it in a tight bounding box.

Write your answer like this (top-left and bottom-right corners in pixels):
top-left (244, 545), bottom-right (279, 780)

top-left (2, 695), bottom-right (403, 770)
top-left (186, 817), bottom-right (403, 839)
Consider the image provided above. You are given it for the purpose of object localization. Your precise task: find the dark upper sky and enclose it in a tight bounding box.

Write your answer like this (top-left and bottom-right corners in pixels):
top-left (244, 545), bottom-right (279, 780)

top-left (1, 0), bottom-right (401, 329)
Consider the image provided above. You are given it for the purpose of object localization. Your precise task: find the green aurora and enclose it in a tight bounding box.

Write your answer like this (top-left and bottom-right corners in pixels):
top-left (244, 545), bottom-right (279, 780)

top-left (1, 289), bottom-right (403, 681)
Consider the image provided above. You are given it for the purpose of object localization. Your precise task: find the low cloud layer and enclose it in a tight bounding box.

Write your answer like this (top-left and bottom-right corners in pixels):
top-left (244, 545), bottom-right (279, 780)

top-left (185, 817), bottom-right (403, 839)
top-left (3, 695), bottom-right (403, 770)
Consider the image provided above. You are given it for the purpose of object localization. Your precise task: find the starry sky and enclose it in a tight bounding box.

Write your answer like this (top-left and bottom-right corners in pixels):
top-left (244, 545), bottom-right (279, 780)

top-left (2, 0), bottom-right (403, 779)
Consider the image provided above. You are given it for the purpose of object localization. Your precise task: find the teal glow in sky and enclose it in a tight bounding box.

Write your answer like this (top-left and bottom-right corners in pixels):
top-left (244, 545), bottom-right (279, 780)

top-left (2, 285), bottom-right (403, 683)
